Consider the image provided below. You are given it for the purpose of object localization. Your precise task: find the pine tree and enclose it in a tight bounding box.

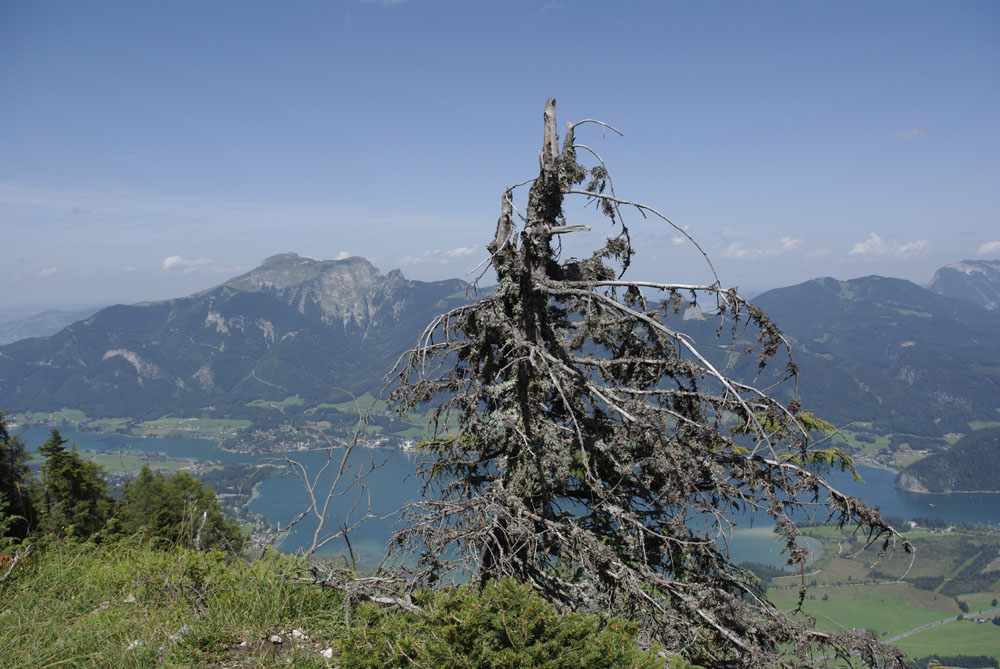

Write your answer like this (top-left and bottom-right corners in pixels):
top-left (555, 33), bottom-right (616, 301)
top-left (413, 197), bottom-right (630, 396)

top-left (37, 429), bottom-right (113, 539)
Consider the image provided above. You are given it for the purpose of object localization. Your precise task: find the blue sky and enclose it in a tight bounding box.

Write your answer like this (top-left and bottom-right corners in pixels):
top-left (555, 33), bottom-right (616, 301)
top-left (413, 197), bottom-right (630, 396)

top-left (1, 0), bottom-right (997, 309)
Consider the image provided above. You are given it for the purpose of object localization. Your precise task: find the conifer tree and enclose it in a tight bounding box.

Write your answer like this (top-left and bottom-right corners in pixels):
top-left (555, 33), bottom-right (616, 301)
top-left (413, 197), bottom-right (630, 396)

top-left (0, 412), bottom-right (33, 539)
top-left (389, 100), bottom-right (910, 667)
top-left (37, 429), bottom-right (112, 539)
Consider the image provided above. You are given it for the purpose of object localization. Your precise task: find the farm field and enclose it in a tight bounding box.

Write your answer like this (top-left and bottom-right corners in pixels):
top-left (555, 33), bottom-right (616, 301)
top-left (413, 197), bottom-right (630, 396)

top-left (766, 525), bottom-right (1000, 664)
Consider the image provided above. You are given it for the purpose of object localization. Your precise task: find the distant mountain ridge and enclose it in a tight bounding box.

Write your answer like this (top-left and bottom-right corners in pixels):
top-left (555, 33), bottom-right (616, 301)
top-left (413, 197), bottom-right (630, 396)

top-left (0, 253), bottom-right (470, 421)
top-left (749, 274), bottom-right (1000, 436)
top-left (0, 307), bottom-right (105, 345)
top-left (2, 256), bottom-right (998, 440)
top-left (928, 259), bottom-right (1000, 310)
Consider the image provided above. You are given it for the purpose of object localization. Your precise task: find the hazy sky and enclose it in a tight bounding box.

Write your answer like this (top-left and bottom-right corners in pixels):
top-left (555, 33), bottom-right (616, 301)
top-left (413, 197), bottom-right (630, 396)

top-left (2, 1), bottom-right (997, 309)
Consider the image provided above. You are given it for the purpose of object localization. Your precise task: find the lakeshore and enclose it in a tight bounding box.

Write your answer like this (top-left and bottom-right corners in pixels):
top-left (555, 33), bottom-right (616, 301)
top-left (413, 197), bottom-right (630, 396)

top-left (14, 426), bottom-right (1000, 565)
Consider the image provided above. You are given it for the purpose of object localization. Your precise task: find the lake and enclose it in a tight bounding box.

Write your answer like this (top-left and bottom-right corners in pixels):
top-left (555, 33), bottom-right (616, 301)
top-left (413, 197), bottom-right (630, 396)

top-left (15, 426), bottom-right (1000, 567)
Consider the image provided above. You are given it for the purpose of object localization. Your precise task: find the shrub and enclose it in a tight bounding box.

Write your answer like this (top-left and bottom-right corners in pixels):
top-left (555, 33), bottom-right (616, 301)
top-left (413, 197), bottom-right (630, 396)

top-left (337, 578), bottom-right (684, 668)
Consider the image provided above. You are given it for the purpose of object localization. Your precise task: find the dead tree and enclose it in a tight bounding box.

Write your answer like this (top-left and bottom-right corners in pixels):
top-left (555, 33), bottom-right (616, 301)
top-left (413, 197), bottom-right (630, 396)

top-left (388, 99), bottom-right (910, 667)
top-left (259, 393), bottom-right (380, 564)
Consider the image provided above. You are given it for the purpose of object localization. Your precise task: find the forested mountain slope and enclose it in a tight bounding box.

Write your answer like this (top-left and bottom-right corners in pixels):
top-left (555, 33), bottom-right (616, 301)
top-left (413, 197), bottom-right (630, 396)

top-left (0, 253), bottom-right (470, 420)
top-left (896, 427), bottom-right (1000, 492)
top-left (3, 259), bottom-right (998, 439)
top-left (749, 275), bottom-right (1000, 435)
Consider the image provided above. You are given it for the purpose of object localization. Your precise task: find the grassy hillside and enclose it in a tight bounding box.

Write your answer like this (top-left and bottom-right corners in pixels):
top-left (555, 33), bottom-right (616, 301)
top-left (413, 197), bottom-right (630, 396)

top-left (0, 538), bottom-right (680, 668)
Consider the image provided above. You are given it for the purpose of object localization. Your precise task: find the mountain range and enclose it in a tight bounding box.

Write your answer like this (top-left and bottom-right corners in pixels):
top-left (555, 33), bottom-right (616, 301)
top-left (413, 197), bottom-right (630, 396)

top-left (0, 253), bottom-right (470, 421)
top-left (751, 272), bottom-right (1000, 436)
top-left (1, 254), bottom-right (998, 441)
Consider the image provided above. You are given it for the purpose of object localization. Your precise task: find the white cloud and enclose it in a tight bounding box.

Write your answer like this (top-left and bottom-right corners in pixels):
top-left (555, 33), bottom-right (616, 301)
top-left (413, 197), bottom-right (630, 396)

top-left (670, 224), bottom-right (692, 246)
top-left (400, 246), bottom-right (479, 265)
top-left (976, 240), bottom-right (1000, 257)
top-left (892, 128), bottom-right (928, 142)
top-left (39, 266), bottom-right (58, 278)
top-left (720, 235), bottom-right (803, 260)
top-left (334, 250), bottom-right (351, 260)
top-left (895, 239), bottom-right (930, 258)
top-left (160, 255), bottom-right (237, 274)
top-left (848, 233), bottom-right (929, 260)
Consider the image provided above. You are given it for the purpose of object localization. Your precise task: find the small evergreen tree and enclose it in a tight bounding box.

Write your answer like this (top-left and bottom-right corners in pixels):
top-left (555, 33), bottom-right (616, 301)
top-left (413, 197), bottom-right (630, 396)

top-left (37, 429), bottom-right (113, 539)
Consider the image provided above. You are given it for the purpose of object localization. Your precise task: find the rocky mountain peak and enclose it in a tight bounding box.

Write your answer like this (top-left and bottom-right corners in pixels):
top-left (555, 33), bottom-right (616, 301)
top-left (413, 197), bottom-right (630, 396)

top-left (929, 259), bottom-right (1000, 310)
top-left (209, 253), bottom-right (434, 327)
top-left (224, 253), bottom-right (383, 293)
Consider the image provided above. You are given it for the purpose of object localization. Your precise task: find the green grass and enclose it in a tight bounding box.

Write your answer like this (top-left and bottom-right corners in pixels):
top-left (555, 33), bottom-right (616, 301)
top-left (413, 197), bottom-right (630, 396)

top-left (134, 417), bottom-right (252, 438)
top-left (767, 525), bottom-right (1000, 666)
top-left (960, 592), bottom-right (1000, 612)
top-left (304, 403), bottom-right (340, 414)
top-left (769, 584), bottom-right (956, 639)
top-left (327, 393), bottom-right (387, 412)
top-left (892, 619), bottom-right (1000, 658)
top-left (247, 395), bottom-right (306, 412)
top-left (14, 408), bottom-right (89, 425)
top-left (84, 417), bottom-right (133, 431)
top-left (29, 450), bottom-right (202, 475)
top-left (0, 539), bottom-right (676, 668)
top-left (86, 452), bottom-right (194, 475)
top-left (832, 429), bottom-right (890, 455)
top-left (387, 425), bottom-right (434, 439)
top-left (0, 539), bottom-right (347, 668)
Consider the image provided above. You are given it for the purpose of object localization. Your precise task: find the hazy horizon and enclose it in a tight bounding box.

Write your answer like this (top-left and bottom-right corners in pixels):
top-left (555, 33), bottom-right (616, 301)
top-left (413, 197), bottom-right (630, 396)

top-left (3, 1), bottom-right (997, 309)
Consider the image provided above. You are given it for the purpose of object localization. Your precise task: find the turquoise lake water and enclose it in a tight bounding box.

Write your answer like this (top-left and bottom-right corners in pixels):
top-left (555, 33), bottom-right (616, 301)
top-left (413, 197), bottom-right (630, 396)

top-left (16, 426), bottom-right (1000, 568)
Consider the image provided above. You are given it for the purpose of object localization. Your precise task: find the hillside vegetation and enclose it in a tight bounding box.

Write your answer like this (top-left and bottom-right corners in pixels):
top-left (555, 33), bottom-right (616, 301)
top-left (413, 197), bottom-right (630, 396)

top-left (896, 427), bottom-right (1000, 493)
top-left (767, 523), bottom-right (1000, 666)
top-left (0, 417), bottom-right (682, 667)
top-left (1, 540), bottom-right (677, 668)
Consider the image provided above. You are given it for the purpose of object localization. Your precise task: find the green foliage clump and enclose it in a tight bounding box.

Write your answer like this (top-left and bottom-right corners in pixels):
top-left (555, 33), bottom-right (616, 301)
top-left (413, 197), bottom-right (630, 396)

top-left (116, 465), bottom-right (246, 552)
top-left (338, 578), bottom-right (682, 669)
top-left (0, 414), bottom-right (32, 541)
top-left (1, 539), bottom-right (698, 668)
